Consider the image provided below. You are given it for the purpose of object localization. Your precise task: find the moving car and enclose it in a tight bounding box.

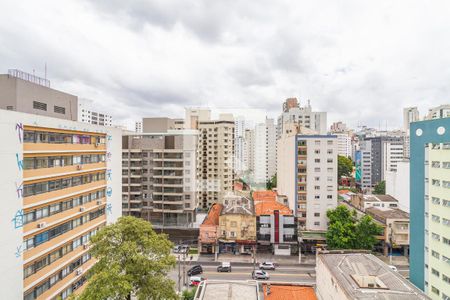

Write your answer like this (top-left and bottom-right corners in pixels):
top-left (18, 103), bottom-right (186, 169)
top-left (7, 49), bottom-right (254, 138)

top-left (252, 270), bottom-right (270, 280)
top-left (217, 262), bottom-right (232, 272)
top-left (173, 244), bottom-right (190, 254)
top-left (187, 265), bottom-right (203, 276)
top-left (259, 262), bottom-right (275, 270)
top-left (189, 276), bottom-right (205, 286)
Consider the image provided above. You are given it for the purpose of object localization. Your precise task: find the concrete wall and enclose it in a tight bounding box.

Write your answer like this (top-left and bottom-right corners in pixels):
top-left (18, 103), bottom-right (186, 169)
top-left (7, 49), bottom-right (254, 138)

top-left (276, 134), bottom-right (296, 213)
top-left (0, 75), bottom-right (78, 120)
top-left (385, 160), bottom-right (410, 212)
top-left (315, 257), bottom-right (349, 300)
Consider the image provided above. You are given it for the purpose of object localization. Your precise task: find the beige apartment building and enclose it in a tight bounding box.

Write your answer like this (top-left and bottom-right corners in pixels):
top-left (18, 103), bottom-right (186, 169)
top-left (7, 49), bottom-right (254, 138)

top-left (196, 114), bottom-right (235, 209)
top-left (0, 70), bottom-right (78, 120)
top-left (122, 118), bottom-right (198, 227)
top-left (0, 109), bottom-right (121, 300)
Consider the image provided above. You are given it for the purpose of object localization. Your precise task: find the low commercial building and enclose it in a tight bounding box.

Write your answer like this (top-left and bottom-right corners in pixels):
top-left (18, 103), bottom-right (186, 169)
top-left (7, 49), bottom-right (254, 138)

top-left (349, 194), bottom-right (399, 212)
top-left (194, 280), bottom-right (259, 300)
top-left (262, 283), bottom-right (317, 300)
top-left (254, 191), bottom-right (298, 255)
top-left (366, 207), bottom-right (410, 256)
top-left (218, 193), bottom-right (256, 254)
top-left (316, 252), bottom-right (430, 300)
top-left (199, 203), bottom-right (223, 254)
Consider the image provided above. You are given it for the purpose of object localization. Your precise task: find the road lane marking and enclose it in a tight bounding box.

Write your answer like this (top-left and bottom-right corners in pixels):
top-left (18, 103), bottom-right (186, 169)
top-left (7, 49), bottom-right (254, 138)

top-left (202, 272), bottom-right (312, 277)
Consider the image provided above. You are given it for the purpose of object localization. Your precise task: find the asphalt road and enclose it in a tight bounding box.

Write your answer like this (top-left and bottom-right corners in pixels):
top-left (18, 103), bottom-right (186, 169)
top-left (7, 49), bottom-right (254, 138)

top-left (168, 263), bottom-right (316, 291)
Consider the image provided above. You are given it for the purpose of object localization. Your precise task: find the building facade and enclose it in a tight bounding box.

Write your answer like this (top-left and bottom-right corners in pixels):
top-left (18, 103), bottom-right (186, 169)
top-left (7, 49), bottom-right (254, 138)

top-left (410, 118), bottom-right (450, 299)
top-left (199, 203), bottom-right (223, 254)
top-left (277, 98), bottom-right (327, 138)
top-left (122, 128), bottom-right (198, 228)
top-left (251, 118), bottom-right (276, 185)
top-left (77, 99), bottom-right (112, 126)
top-left (0, 70), bottom-right (78, 121)
top-left (234, 116), bottom-right (246, 176)
top-left (277, 134), bottom-right (338, 231)
top-left (425, 104), bottom-right (450, 120)
top-left (197, 115), bottom-right (235, 209)
top-left (0, 110), bottom-right (122, 300)
top-left (385, 160), bottom-right (410, 212)
top-left (218, 194), bottom-right (256, 254)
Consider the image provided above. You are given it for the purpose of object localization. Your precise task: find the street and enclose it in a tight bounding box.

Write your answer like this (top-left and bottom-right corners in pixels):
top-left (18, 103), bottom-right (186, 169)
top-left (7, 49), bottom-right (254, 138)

top-left (168, 262), bottom-right (317, 291)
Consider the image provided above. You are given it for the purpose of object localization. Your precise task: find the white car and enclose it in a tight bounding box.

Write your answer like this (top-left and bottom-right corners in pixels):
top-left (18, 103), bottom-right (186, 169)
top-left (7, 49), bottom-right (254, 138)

top-left (252, 270), bottom-right (270, 280)
top-left (259, 262), bottom-right (276, 270)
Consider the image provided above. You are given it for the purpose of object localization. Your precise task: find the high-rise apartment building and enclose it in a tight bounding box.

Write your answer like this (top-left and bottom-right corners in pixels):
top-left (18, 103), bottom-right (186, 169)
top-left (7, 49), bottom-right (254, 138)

top-left (403, 107), bottom-right (420, 158)
top-left (234, 116), bottom-right (246, 176)
top-left (334, 133), bottom-right (352, 158)
top-left (122, 119), bottom-right (198, 227)
top-left (77, 99), bottom-right (112, 126)
top-left (135, 121), bottom-right (142, 133)
top-left (358, 136), bottom-right (404, 188)
top-left (410, 118), bottom-right (450, 299)
top-left (184, 108), bottom-right (211, 130)
top-left (277, 133), bottom-right (337, 231)
top-left (244, 129), bottom-right (255, 173)
top-left (0, 70), bottom-right (78, 121)
top-left (425, 104), bottom-right (450, 120)
top-left (251, 118), bottom-right (276, 185)
top-left (0, 109), bottom-right (121, 300)
top-left (197, 114), bottom-right (235, 209)
top-left (277, 98), bottom-right (327, 138)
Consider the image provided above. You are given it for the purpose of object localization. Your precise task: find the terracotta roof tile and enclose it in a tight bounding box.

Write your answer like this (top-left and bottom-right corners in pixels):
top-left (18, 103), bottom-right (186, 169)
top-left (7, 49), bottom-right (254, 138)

top-left (201, 203), bottom-right (223, 226)
top-left (253, 190), bottom-right (292, 216)
top-left (263, 285), bottom-right (317, 300)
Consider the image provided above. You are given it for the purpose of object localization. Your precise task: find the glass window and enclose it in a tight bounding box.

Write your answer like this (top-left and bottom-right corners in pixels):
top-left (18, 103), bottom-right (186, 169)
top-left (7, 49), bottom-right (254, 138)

top-left (34, 182), bottom-right (49, 194)
top-left (23, 158), bottom-right (35, 170)
top-left (50, 203), bottom-right (61, 215)
top-left (36, 207), bottom-right (49, 219)
top-left (35, 231), bottom-right (49, 246)
top-left (35, 157), bottom-right (48, 169)
top-left (24, 131), bottom-right (36, 143)
top-left (36, 132), bottom-right (49, 143)
top-left (72, 176), bottom-right (82, 186)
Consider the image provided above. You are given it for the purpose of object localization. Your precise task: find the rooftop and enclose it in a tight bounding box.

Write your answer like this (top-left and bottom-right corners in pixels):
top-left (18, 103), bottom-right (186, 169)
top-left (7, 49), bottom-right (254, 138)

top-left (363, 194), bottom-right (398, 203)
top-left (201, 203), bottom-right (223, 226)
top-left (194, 280), bottom-right (259, 300)
top-left (262, 284), bottom-right (317, 300)
top-left (318, 253), bottom-right (429, 300)
top-left (366, 207), bottom-right (409, 221)
top-left (253, 190), bottom-right (292, 216)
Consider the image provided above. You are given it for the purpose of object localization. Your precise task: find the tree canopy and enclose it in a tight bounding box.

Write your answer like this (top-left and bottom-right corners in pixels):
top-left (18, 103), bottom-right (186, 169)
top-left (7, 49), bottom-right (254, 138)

top-left (326, 205), bottom-right (383, 250)
top-left (75, 216), bottom-right (177, 300)
top-left (266, 173), bottom-right (277, 190)
top-left (373, 180), bottom-right (386, 194)
top-left (338, 155), bottom-right (353, 179)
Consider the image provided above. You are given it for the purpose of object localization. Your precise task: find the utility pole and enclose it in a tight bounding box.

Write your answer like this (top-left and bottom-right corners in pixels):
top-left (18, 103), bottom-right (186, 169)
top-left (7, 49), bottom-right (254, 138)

top-left (182, 252), bottom-right (186, 289)
top-left (252, 244), bottom-right (256, 273)
top-left (177, 254), bottom-right (181, 294)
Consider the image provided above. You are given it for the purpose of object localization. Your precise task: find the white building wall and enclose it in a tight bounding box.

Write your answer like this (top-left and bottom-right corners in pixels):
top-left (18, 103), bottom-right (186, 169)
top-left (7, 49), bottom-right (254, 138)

top-left (254, 123), bottom-right (267, 184)
top-left (0, 110), bottom-right (122, 298)
top-left (266, 118), bottom-right (277, 180)
top-left (305, 137), bottom-right (338, 231)
top-left (78, 99), bottom-right (113, 126)
top-left (386, 160), bottom-right (410, 212)
top-left (335, 133), bottom-right (352, 158)
top-left (234, 117), bottom-right (246, 175)
top-left (316, 257), bottom-right (350, 300)
top-left (276, 134), bottom-right (296, 212)
top-left (382, 141), bottom-right (404, 180)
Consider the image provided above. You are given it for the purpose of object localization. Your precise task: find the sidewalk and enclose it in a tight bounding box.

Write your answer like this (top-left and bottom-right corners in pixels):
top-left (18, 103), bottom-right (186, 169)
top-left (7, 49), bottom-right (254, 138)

top-left (197, 253), bottom-right (316, 265)
top-left (377, 255), bottom-right (410, 266)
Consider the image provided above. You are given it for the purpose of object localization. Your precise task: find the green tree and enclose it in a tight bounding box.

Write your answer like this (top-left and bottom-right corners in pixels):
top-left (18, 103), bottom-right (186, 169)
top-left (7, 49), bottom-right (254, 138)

top-left (182, 287), bottom-right (197, 300)
top-left (326, 205), bottom-right (383, 250)
top-left (374, 180), bottom-right (386, 194)
top-left (338, 155), bottom-right (353, 179)
top-left (75, 216), bottom-right (177, 300)
top-left (266, 173), bottom-right (277, 190)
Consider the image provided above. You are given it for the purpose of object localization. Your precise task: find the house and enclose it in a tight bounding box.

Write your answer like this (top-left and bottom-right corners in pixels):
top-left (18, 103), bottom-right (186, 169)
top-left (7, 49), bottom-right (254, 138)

top-left (253, 191), bottom-right (298, 255)
top-left (199, 203), bottom-right (223, 254)
top-left (350, 194), bottom-right (399, 212)
top-left (218, 193), bottom-right (256, 254)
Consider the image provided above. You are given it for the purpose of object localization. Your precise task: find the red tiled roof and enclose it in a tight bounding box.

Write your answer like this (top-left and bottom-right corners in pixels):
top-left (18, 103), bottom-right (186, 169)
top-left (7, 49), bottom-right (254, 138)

top-left (263, 285), bottom-right (317, 300)
top-left (253, 190), bottom-right (292, 216)
top-left (201, 203), bottom-right (223, 226)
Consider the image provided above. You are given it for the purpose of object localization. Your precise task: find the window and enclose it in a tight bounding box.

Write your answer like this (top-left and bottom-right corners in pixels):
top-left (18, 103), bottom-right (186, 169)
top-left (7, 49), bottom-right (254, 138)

top-left (33, 101), bottom-right (47, 111)
top-left (327, 195), bottom-right (333, 199)
top-left (314, 186), bottom-right (320, 190)
top-left (54, 106), bottom-right (66, 114)
top-left (432, 197), bottom-right (441, 205)
top-left (432, 233), bottom-right (440, 241)
top-left (432, 215), bottom-right (441, 223)
top-left (431, 268), bottom-right (440, 277)
top-left (314, 149), bottom-right (320, 154)
top-left (432, 250), bottom-right (440, 259)
top-left (443, 237), bottom-right (450, 246)
top-left (327, 149), bottom-right (333, 154)
top-left (6, 105), bottom-right (13, 110)
top-left (314, 222), bottom-right (320, 226)
top-left (315, 159), bottom-right (320, 163)
top-left (431, 286), bottom-right (440, 295)
top-left (314, 195), bottom-right (320, 199)
top-left (314, 213), bottom-right (320, 217)
top-left (327, 158), bottom-right (333, 163)
top-left (314, 167), bottom-right (321, 172)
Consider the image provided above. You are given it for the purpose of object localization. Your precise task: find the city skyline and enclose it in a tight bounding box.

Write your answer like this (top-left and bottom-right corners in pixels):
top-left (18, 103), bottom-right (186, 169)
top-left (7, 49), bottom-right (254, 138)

top-left (1, 1), bottom-right (449, 130)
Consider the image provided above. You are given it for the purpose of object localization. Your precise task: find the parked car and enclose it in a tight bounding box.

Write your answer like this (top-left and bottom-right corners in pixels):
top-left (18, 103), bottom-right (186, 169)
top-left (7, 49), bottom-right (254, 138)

top-left (189, 276), bottom-right (205, 286)
top-left (217, 262), bottom-right (232, 272)
top-left (259, 262), bottom-right (275, 270)
top-left (173, 245), bottom-right (190, 254)
top-left (187, 265), bottom-right (203, 276)
top-left (252, 270), bottom-right (270, 280)
top-left (388, 265), bottom-right (398, 272)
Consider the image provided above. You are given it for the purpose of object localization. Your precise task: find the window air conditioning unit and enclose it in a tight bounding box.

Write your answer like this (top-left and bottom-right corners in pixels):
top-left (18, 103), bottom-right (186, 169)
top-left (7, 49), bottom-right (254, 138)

top-left (37, 222), bottom-right (46, 228)
top-left (79, 207), bottom-right (85, 212)
top-left (96, 200), bottom-right (103, 205)
top-left (75, 268), bottom-right (83, 276)
top-left (95, 142), bottom-right (100, 148)
top-left (83, 244), bottom-right (89, 250)
top-left (77, 165), bottom-right (82, 170)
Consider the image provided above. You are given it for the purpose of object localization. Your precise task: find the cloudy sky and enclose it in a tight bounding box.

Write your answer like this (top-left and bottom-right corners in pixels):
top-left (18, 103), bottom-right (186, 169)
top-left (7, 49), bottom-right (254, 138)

top-left (1, 0), bottom-right (449, 129)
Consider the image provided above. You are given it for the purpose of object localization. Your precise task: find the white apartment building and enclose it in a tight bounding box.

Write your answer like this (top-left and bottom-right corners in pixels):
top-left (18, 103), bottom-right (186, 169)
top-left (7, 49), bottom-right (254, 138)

top-left (196, 114), bottom-right (235, 209)
top-left (251, 118), bottom-right (276, 185)
top-left (385, 160), bottom-right (410, 212)
top-left (382, 140), bottom-right (404, 177)
top-left (425, 104), bottom-right (450, 120)
top-left (277, 98), bottom-right (327, 138)
top-left (244, 129), bottom-right (255, 173)
top-left (184, 108), bottom-right (211, 130)
top-left (403, 107), bottom-right (420, 158)
top-left (0, 109), bottom-right (122, 300)
top-left (77, 98), bottom-right (112, 126)
top-left (335, 133), bottom-right (352, 158)
top-left (277, 133), bottom-right (338, 231)
top-left (135, 121), bottom-right (142, 133)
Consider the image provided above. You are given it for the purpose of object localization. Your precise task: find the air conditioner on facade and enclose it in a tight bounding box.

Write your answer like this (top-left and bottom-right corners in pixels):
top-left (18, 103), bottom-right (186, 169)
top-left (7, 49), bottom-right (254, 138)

top-left (79, 207), bottom-right (85, 212)
top-left (96, 200), bottom-right (103, 205)
top-left (83, 244), bottom-right (89, 250)
top-left (95, 142), bottom-right (100, 148)
top-left (75, 268), bottom-right (83, 276)
top-left (37, 222), bottom-right (46, 228)
top-left (77, 165), bottom-right (82, 170)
